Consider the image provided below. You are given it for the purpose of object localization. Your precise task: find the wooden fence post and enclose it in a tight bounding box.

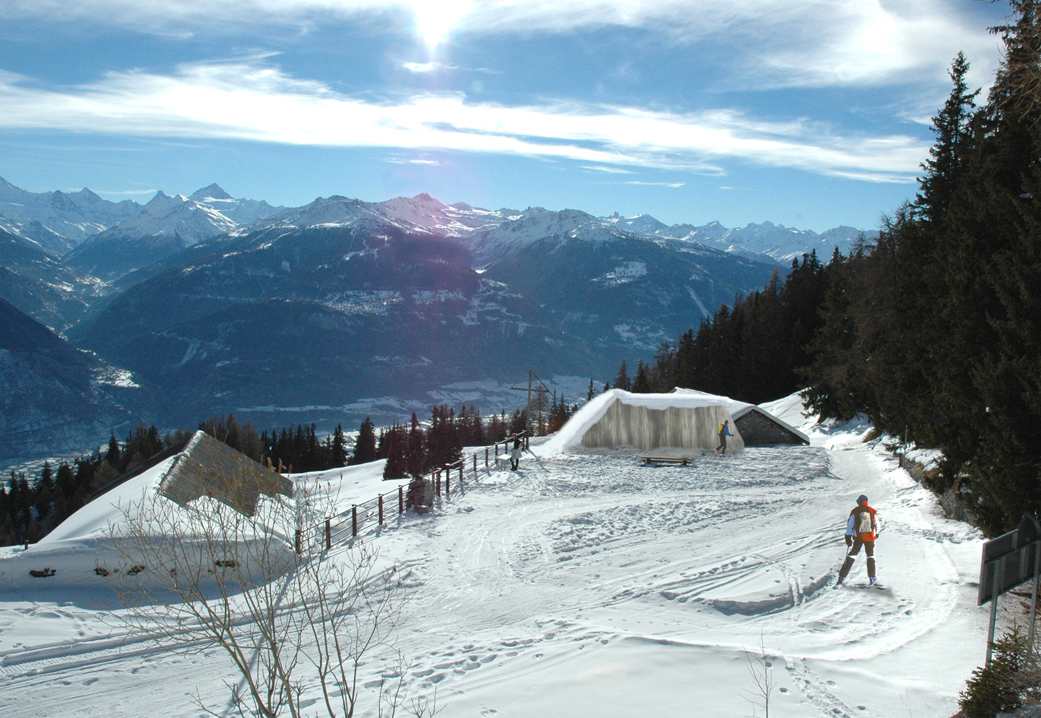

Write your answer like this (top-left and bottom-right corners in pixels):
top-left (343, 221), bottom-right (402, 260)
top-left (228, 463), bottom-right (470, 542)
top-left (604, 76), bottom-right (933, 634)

top-left (352, 505), bottom-right (358, 537)
top-left (446, 471), bottom-right (450, 497)
top-left (325, 518), bottom-right (331, 551)
top-left (398, 485), bottom-right (404, 514)
top-left (435, 470), bottom-right (441, 497)
top-left (295, 529), bottom-right (302, 555)
top-left (473, 453), bottom-right (478, 476)
top-left (485, 447), bottom-right (489, 467)
top-left (378, 494), bottom-right (384, 525)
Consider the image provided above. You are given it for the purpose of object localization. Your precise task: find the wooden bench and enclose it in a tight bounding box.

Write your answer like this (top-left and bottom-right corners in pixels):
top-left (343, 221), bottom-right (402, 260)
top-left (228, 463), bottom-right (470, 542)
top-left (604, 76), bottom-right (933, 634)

top-left (640, 447), bottom-right (696, 466)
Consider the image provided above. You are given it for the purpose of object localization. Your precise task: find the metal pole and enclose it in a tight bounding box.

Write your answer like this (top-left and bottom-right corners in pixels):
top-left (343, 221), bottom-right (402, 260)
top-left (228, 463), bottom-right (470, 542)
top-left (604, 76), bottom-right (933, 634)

top-left (987, 559), bottom-right (1002, 666)
top-left (1030, 542), bottom-right (1040, 650)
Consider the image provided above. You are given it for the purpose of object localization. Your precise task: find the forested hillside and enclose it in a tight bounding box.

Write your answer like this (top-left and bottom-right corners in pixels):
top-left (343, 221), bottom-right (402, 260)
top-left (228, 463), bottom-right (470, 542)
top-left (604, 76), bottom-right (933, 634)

top-left (805, 6), bottom-right (1040, 536)
top-left (612, 2), bottom-right (1040, 536)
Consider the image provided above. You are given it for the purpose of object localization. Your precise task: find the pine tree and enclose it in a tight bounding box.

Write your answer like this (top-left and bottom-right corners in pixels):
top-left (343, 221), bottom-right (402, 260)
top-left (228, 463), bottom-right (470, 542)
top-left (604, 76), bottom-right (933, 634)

top-left (381, 423), bottom-right (408, 480)
top-left (613, 360), bottom-right (631, 391)
top-left (352, 417), bottom-right (377, 465)
top-left (330, 424), bottom-right (348, 467)
top-left (406, 413), bottom-right (427, 479)
top-left (631, 360), bottom-right (652, 393)
top-left (916, 52), bottom-right (979, 224)
top-left (105, 433), bottom-right (121, 466)
top-left (53, 462), bottom-right (78, 526)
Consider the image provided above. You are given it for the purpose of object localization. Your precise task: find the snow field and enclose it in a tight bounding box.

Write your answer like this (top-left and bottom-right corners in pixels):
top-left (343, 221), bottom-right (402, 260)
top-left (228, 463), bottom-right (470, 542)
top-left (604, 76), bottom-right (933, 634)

top-left (0, 414), bottom-right (988, 717)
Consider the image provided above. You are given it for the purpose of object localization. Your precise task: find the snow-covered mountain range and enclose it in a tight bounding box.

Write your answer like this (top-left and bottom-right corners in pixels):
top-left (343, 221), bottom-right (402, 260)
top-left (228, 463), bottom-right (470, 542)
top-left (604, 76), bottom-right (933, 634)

top-left (0, 176), bottom-right (140, 250)
top-left (603, 212), bottom-right (873, 264)
top-left (65, 187), bottom-right (279, 280)
top-left (0, 173), bottom-right (878, 459)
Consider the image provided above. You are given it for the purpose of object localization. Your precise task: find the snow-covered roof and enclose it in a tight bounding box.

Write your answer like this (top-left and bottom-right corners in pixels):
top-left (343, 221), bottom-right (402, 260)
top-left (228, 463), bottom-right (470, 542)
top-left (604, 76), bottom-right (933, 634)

top-left (670, 387), bottom-right (753, 415)
top-left (672, 388), bottom-right (810, 444)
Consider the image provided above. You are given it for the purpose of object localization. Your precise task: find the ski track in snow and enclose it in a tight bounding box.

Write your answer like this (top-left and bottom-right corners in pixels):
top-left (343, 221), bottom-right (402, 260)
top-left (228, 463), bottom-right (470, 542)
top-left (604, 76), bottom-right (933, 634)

top-left (0, 435), bottom-right (985, 717)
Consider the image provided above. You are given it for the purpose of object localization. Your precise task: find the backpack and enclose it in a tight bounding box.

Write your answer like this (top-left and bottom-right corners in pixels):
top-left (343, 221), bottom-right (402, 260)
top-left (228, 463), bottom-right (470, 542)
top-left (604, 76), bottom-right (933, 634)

top-left (855, 510), bottom-right (873, 534)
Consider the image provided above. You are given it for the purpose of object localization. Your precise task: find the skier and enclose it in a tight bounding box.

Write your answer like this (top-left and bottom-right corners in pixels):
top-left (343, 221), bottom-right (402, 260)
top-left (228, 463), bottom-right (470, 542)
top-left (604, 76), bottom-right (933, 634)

top-left (714, 420), bottom-right (733, 457)
top-left (834, 494), bottom-right (881, 587)
top-left (510, 436), bottom-right (522, 471)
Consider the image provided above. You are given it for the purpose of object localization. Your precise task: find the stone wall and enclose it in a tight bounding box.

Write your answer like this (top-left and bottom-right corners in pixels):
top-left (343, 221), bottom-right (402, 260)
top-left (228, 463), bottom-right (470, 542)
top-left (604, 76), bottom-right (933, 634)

top-left (900, 453), bottom-right (977, 526)
top-left (734, 409), bottom-right (808, 446)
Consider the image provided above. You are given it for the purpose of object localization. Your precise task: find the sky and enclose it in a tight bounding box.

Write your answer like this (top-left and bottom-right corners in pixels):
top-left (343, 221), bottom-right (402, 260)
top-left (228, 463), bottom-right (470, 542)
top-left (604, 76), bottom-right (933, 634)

top-left (0, 0), bottom-right (1011, 232)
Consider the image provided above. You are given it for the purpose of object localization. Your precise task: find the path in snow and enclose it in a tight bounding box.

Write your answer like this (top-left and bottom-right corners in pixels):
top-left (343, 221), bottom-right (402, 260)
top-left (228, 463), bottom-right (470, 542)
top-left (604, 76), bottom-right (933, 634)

top-left (0, 427), bottom-right (986, 717)
top-left (369, 435), bottom-right (985, 717)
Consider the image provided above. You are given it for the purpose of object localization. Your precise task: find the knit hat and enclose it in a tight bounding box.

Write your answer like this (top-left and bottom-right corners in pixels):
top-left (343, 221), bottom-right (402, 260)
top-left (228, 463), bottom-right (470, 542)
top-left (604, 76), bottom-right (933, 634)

top-left (857, 494), bottom-right (868, 504)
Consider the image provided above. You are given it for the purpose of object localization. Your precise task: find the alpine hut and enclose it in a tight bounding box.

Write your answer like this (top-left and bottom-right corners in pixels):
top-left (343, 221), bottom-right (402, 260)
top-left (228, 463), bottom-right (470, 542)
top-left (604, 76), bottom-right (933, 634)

top-left (539, 389), bottom-right (746, 456)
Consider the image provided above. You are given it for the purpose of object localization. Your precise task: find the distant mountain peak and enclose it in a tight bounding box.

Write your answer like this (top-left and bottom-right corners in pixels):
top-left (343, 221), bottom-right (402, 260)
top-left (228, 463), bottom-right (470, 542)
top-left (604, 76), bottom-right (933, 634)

top-left (190, 183), bottom-right (233, 201)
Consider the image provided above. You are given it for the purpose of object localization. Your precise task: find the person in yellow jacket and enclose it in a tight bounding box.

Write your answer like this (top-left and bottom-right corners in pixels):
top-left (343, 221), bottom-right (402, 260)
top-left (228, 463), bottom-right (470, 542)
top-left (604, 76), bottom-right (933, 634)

top-left (714, 420), bottom-right (733, 457)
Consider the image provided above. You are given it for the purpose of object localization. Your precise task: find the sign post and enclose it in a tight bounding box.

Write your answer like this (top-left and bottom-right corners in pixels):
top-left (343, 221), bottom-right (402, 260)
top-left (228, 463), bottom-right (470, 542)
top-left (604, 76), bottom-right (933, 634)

top-left (978, 513), bottom-right (1041, 665)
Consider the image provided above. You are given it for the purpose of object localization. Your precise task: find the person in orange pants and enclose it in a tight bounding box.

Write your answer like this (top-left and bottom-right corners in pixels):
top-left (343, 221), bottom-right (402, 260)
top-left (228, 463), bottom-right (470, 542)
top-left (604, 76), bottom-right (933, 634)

top-left (835, 494), bottom-right (880, 587)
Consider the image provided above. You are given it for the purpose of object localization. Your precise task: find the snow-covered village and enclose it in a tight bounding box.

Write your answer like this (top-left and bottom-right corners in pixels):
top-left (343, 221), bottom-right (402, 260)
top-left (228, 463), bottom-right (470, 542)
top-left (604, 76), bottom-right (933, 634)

top-left (1, 2), bottom-right (1039, 717)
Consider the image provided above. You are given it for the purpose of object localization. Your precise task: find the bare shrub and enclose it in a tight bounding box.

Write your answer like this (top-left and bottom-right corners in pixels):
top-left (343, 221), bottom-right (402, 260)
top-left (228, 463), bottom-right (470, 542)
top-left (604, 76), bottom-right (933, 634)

top-left (107, 464), bottom-right (403, 717)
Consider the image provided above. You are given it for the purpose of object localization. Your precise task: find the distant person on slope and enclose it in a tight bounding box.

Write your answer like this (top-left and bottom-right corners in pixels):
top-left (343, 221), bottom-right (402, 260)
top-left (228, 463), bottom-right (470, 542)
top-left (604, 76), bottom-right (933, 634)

top-left (714, 420), bottom-right (733, 457)
top-left (510, 436), bottom-right (522, 471)
top-left (834, 495), bottom-right (881, 587)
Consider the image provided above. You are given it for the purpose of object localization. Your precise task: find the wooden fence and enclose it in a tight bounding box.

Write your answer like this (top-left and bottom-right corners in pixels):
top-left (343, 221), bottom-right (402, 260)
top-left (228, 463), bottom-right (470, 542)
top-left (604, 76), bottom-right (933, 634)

top-left (295, 432), bottom-right (530, 552)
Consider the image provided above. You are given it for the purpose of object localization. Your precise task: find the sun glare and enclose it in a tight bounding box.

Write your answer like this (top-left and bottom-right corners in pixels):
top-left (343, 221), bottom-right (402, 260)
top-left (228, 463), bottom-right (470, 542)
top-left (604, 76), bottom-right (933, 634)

top-left (410, 0), bottom-right (471, 51)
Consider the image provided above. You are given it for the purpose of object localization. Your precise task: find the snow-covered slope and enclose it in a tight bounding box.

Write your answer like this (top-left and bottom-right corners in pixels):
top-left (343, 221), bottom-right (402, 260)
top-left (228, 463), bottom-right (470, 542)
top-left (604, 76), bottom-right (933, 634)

top-left (0, 401), bottom-right (989, 717)
top-left (0, 297), bottom-right (149, 459)
top-left (465, 207), bottom-right (610, 269)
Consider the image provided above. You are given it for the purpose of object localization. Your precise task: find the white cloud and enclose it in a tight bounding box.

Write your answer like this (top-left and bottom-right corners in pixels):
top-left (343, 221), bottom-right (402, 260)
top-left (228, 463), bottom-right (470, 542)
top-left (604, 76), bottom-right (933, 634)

top-left (0, 0), bottom-right (1003, 88)
top-left (401, 61), bottom-right (454, 73)
top-left (0, 60), bottom-right (927, 182)
top-left (625, 181), bottom-right (685, 188)
top-left (581, 165), bottom-right (635, 174)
